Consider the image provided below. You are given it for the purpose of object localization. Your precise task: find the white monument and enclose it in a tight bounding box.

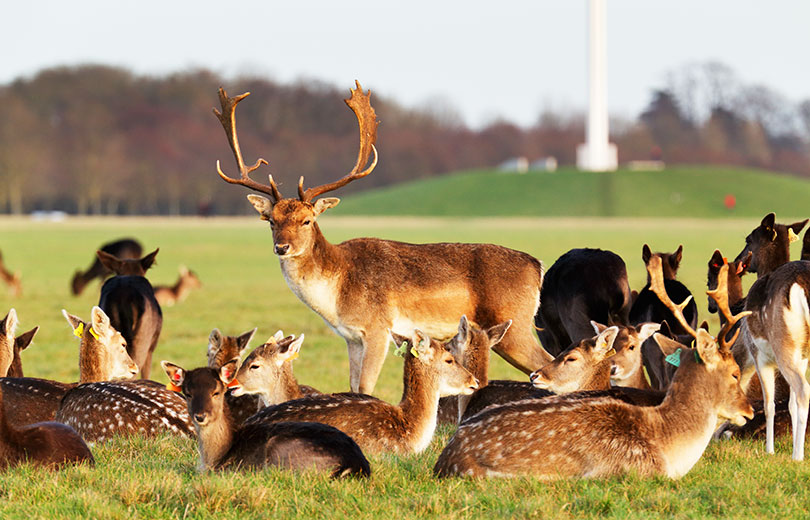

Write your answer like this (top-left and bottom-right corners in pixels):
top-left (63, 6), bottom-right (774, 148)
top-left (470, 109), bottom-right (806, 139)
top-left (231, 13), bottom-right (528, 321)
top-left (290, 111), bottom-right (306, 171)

top-left (576, 0), bottom-right (618, 171)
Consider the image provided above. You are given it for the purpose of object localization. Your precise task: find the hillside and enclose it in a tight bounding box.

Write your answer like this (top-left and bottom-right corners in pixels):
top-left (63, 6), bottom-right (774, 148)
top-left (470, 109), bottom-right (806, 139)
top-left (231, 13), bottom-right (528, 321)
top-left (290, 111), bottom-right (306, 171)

top-left (333, 166), bottom-right (810, 218)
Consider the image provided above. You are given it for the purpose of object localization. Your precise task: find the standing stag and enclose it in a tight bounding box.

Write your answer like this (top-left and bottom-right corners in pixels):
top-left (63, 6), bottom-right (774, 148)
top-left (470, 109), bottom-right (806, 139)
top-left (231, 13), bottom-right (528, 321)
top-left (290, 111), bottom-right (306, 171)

top-left (214, 82), bottom-right (549, 393)
top-left (71, 238), bottom-right (142, 296)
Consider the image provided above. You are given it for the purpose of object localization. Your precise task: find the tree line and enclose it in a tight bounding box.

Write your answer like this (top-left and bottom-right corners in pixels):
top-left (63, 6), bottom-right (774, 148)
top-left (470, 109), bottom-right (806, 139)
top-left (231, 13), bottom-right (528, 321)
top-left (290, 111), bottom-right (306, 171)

top-left (0, 62), bottom-right (808, 215)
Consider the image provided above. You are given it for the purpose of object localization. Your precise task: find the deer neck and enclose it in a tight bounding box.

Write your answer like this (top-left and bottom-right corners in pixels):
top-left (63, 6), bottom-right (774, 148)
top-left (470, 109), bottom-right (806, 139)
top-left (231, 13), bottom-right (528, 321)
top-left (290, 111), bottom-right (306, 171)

top-left (398, 357), bottom-right (441, 453)
top-left (78, 344), bottom-right (111, 383)
top-left (196, 405), bottom-right (235, 471)
top-left (6, 352), bottom-right (23, 378)
top-left (258, 366), bottom-right (302, 407)
top-left (612, 362), bottom-right (651, 390)
top-left (757, 245), bottom-right (789, 277)
top-left (580, 360), bottom-right (613, 391)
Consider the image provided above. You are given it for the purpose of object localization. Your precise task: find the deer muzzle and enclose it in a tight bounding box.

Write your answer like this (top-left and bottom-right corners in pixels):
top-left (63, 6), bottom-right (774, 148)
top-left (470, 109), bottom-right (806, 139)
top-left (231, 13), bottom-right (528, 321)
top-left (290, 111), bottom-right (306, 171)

top-left (274, 244), bottom-right (290, 256)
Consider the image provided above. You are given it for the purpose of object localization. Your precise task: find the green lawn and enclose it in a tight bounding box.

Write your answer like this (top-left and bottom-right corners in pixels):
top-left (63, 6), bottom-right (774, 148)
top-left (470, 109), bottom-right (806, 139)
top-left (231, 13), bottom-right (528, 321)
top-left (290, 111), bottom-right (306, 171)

top-left (334, 165), bottom-right (810, 218)
top-left (0, 214), bottom-right (807, 519)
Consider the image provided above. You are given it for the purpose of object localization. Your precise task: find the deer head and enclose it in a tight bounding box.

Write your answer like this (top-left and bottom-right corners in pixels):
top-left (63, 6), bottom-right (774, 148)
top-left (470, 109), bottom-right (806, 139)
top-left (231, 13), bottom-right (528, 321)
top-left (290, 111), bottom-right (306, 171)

top-left (591, 321), bottom-right (659, 387)
top-left (390, 330), bottom-right (478, 398)
top-left (0, 309), bottom-right (38, 378)
top-left (230, 333), bottom-right (304, 404)
top-left (642, 244), bottom-right (683, 282)
top-left (734, 213), bottom-right (808, 275)
top-left (96, 248), bottom-right (159, 276)
top-left (206, 327), bottom-right (257, 369)
top-left (161, 360), bottom-right (238, 428)
top-left (214, 82), bottom-right (378, 258)
top-left (443, 315), bottom-right (511, 386)
top-left (707, 250), bottom-right (750, 314)
top-left (63, 306), bottom-right (139, 383)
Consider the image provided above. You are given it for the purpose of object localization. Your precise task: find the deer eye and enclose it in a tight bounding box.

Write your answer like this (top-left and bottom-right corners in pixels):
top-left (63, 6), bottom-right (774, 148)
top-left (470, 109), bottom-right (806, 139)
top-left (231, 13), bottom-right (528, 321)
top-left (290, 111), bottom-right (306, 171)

top-left (629, 345), bottom-right (635, 351)
top-left (302, 220), bottom-right (311, 226)
top-left (250, 364), bottom-right (260, 370)
top-left (212, 390), bottom-right (221, 397)
top-left (564, 357), bottom-right (577, 364)
top-left (444, 358), bottom-right (453, 365)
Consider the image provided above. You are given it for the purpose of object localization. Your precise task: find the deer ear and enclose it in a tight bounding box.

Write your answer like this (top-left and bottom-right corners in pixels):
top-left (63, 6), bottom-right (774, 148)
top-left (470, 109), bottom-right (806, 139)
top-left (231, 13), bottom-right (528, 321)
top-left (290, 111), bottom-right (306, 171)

top-left (486, 320), bottom-right (512, 347)
top-left (1, 309), bottom-right (18, 337)
top-left (62, 309), bottom-right (84, 335)
top-left (247, 194), bottom-right (273, 218)
top-left (276, 334), bottom-right (304, 366)
top-left (658, 320), bottom-right (673, 338)
top-left (388, 331), bottom-right (409, 348)
top-left (594, 326), bottom-right (619, 357)
top-left (236, 327), bottom-right (257, 357)
top-left (590, 320), bottom-right (608, 335)
top-left (91, 306), bottom-right (113, 337)
top-left (709, 249), bottom-right (724, 269)
top-left (695, 329), bottom-right (720, 368)
top-left (207, 328), bottom-right (223, 359)
top-left (219, 359), bottom-right (238, 384)
top-left (448, 316), bottom-right (471, 355)
top-left (140, 248), bottom-right (159, 272)
top-left (412, 329), bottom-right (434, 359)
top-left (15, 326), bottom-right (38, 351)
top-left (637, 323), bottom-right (660, 343)
top-left (161, 361), bottom-right (185, 386)
top-left (96, 250), bottom-right (122, 272)
top-left (761, 212), bottom-right (776, 230)
top-left (642, 244), bottom-right (652, 264)
top-left (671, 245), bottom-right (683, 268)
top-left (272, 330), bottom-right (285, 342)
top-left (790, 219), bottom-right (809, 235)
top-left (313, 197), bottom-right (340, 216)
top-left (653, 333), bottom-right (684, 357)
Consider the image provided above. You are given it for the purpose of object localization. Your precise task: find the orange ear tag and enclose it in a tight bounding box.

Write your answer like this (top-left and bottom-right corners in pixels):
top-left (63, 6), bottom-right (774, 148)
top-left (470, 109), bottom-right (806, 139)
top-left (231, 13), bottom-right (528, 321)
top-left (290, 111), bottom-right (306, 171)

top-left (166, 382), bottom-right (182, 392)
top-left (227, 378), bottom-right (241, 389)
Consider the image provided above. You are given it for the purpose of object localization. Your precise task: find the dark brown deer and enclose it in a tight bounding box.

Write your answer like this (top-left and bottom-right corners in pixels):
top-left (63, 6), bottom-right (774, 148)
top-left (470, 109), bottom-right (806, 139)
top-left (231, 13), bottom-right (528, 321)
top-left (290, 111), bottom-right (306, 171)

top-left (161, 360), bottom-right (370, 477)
top-left (97, 248), bottom-right (162, 379)
top-left (434, 264), bottom-right (753, 478)
top-left (71, 238), bottom-right (142, 296)
top-left (0, 251), bottom-right (21, 298)
top-left (802, 228), bottom-right (810, 261)
top-left (0, 388), bottom-right (94, 469)
top-left (535, 248), bottom-right (632, 357)
top-left (230, 332), bottom-right (320, 408)
top-left (0, 306), bottom-right (138, 427)
top-left (243, 329), bottom-right (478, 455)
top-left (153, 266), bottom-right (202, 307)
top-left (213, 83), bottom-right (549, 393)
top-left (629, 244), bottom-right (698, 336)
top-left (733, 215), bottom-right (810, 459)
top-left (0, 309), bottom-right (39, 378)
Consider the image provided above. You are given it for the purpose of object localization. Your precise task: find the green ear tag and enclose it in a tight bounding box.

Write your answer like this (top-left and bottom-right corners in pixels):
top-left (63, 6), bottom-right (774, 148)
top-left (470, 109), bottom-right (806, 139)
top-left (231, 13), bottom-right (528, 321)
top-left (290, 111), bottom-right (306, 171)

top-left (394, 340), bottom-right (408, 358)
top-left (694, 350), bottom-right (703, 365)
top-left (665, 348), bottom-right (682, 367)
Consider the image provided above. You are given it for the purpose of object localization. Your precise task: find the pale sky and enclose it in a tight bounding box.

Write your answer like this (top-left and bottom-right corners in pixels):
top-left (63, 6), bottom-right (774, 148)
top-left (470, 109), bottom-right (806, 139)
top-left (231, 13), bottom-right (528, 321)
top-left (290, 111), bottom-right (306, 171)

top-left (3, 1), bottom-right (809, 128)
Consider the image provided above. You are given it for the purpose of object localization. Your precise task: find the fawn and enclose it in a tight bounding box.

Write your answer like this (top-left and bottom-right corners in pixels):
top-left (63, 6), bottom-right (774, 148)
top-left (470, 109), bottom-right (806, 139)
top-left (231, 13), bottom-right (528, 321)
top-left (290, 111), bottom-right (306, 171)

top-left (205, 326), bottom-right (266, 425)
top-left (161, 360), bottom-right (370, 477)
top-left (153, 265), bottom-right (202, 307)
top-left (0, 309), bottom-right (38, 378)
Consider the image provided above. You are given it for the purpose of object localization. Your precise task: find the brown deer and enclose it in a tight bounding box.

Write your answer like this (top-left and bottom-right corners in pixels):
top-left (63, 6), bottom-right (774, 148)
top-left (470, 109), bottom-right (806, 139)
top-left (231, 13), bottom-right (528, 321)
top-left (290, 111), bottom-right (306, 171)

top-left (733, 214), bottom-right (810, 459)
top-left (229, 332), bottom-right (320, 408)
top-left (242, 329), bottom-right (478, 455)
top-left (213, 83), bottom-right (549, 394)
top-left (0, 387), bottom-right (94, 469)
top-left (0, 251), bottom-right (21, 298)
top-left (161, 360), bottom-right (370, 477)
top-left (97, 248), bottom-right (162, 379)
top-left (802, 228), bottom-right (810, 261)
top-left (71, 238), bottom-right (142, 296)
top-left (434, 262), bottom-right (753, 479)
top-left (0, 306), bottom-right (138, 427)
top-left (205, 326), bottom-right (266, 425)
top-left (599, 322), bottom-right (660, 390)
top-left (153, 266), bottom-right (202, 307)
top-left (0, 309), bottom-right (39, 378)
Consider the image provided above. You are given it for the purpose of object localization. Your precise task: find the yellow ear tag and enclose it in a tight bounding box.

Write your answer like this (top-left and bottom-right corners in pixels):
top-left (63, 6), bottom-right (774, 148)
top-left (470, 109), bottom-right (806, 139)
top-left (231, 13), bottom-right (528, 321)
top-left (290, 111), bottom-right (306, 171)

top-left (73, 322), bottom-right (84, 338)
top-left (410, 346), bottom-right (420, 358)
top-left (789, 228), bottom-right (799, 243)
top-left (605, 348), bottom-right (616, 358)
top-left (286, 351), bottom-right (299, 363)
top-left (88, 326), bottom-right (100, 341)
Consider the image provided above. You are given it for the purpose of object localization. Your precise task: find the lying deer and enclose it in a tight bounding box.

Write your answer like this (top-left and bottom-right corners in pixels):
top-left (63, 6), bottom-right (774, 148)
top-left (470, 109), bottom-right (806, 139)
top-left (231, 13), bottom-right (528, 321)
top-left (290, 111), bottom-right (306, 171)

top-left (205, 326), bottom-right (266, 425)
top-left (214, 83), bottom-right (549, 393)
top-left (242, 328), bottom-right (478, 455)
top-left (733, 213), bottom-right (810, 460)
top-left (0, 309), bottom-right (39, 378)
top-left (434, 261), bottom-right (753, 479)
top-left (0, 306), bottom-right (138, 427)
top-left (71, 237), bottom-right (142, 296)
top-left (0, 251), bottom-right (21, 298)
top-left (161, 360), bottom-right (370, 477)
top-left (535, 248), bottom-right (632, 357)
top-left (97, 248), bottom-right (162, 379)
top-left (0, 387), bottom-right (94, 469)
top-left (154, 266), bottom-right (202, 307)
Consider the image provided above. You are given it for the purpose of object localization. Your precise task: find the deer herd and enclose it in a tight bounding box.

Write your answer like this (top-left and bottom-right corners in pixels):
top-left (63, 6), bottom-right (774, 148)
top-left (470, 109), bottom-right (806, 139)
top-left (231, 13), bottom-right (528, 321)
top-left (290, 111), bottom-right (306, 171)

top-left (0, 82), bottom-right (808, 485)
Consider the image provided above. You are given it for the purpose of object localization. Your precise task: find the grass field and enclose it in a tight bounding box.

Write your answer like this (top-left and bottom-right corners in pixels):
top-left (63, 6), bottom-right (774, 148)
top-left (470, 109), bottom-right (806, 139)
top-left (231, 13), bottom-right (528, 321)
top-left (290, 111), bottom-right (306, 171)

top-left (0, 214), bottom-right (808, 519)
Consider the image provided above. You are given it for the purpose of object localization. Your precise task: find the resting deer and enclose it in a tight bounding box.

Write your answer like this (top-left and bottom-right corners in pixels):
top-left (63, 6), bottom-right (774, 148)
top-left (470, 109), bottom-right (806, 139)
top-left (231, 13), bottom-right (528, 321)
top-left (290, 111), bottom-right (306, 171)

top-left (733, 213), bottom-right (810, 460)
top-left (434, 260), bottom-right (753, 479)
top-left (0, 309), bottom-right (39, 378)
top-left (97, 248), bottom-right (162, 379)
top-left (243, 329), bottom-right (478, 455)
top-left (0, 306), bottom-right (138, 427)
top-left (161, 360), bottom-right (370, 477)
top-left (214, 83), bottom-right (548, 393)
top-left (71, 237), bottom-right (142, 296)
top-left (0, 251), bottom-right (21, 298)
top-left (535, 248), bottom-right (632, 357)
top-left (205, 326), bottom-right (266, 425)
top-left (229, 332), bottom-right (320, 408)
top-left (154, 266), bottom-right (202, 307)
top-left (0, 387), bottom-right (94, 469)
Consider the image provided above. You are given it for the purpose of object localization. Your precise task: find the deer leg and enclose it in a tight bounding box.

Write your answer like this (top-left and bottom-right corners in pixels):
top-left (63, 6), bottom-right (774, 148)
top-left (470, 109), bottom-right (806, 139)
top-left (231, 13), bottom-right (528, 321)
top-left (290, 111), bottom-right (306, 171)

top-left (346, 339), bottom-right (364, 393)
top-left (755, 361), bottom-right (777, 454)
top-left (492, 324), bottom-right (554, 375)
top-left (780, 359), bottom-right (810, 461)
top-left (357, 330), bottom-right (389, 395)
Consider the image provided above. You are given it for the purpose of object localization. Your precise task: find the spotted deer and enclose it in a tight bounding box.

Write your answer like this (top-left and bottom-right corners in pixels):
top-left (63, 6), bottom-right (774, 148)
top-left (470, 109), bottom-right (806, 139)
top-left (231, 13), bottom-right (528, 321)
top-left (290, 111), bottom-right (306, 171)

top-left (229, 332), bottom-right (320, 408)
top-left (205, 326), bottom-right (265, 425)
top-left (0, 251), bottom-right (21, 298)
top-left (434, 263), bottom-right (753, 478)
top-left (161, 360), bottom-right (370, 477)
top-left (71, 237), bottom-right (142, 296)
top-left (0, 309), bottom-right (39, 378)
top-left (0, 306), bottom-right (138, 427)
top-left (154, 266), bottom-right (202, 307)
top-left (243, 329), bottom-right (478, 455)
top-left (0, 387), bottom-right (94, 469)
top-left (733, 214), bottom-right (810, 460)
top-left (97, 248), bottom-right (162, 379)
top-left (214, 83), bottom-right (548, 394)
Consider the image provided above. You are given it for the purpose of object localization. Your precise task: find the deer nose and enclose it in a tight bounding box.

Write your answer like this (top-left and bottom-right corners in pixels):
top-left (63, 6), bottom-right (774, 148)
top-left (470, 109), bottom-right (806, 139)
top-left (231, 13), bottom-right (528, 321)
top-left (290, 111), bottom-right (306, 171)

top-left (274, 244), bottom-right (290, 255)
top-left (610, 365), bottom-right (618, 376)
top-left (194, 413), bottom-right (206, 424)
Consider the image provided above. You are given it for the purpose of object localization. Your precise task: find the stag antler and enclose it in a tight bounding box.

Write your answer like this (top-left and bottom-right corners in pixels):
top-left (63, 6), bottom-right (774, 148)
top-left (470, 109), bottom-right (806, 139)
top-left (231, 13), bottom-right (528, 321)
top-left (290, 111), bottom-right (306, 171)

top-left (297, 80), bottom-right (379, 202)
top-left (647, 256), bottom-right (697, 338)
top-left (213, 88), bottom-right (282, 202)
top-left (706, 262), bottom-right (752, 352)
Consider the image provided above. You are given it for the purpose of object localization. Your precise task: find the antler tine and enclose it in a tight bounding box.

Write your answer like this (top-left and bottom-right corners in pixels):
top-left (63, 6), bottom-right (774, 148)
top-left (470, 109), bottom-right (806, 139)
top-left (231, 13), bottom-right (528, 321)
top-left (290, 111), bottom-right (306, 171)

top-left (299, 80), bottom-right (379, 202)
top-left (706, 263), bottom-right (752, 351)
top-left (647, 256), bottom-right (698, 338)
top-left (213, 87), bottom-right (282, 202)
